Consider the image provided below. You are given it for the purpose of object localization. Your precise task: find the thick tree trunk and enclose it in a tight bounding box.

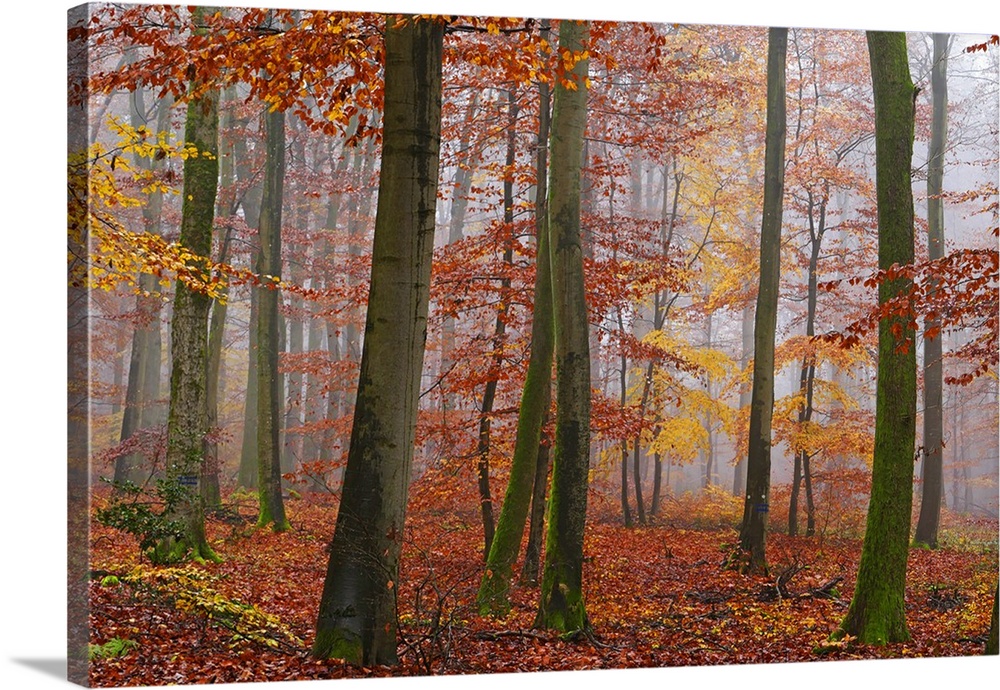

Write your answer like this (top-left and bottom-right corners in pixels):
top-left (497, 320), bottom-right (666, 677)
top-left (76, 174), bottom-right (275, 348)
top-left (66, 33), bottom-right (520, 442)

top-left (835, 30), bottom-right (917, 645)
top-left (312, 15), bottom-right (444, 665)
top-left (736, 27), bottom-right (787, 575)
top-left (157, 5), bottom-right (221, 564)
top-left (536, 19), bottom-right (591, 634)
top-left (478, 69), bottom-right (553, 614)
top-left (914, 33), bottom-right (949, 549)
top-left (256, 100), bottom-right (290, 532)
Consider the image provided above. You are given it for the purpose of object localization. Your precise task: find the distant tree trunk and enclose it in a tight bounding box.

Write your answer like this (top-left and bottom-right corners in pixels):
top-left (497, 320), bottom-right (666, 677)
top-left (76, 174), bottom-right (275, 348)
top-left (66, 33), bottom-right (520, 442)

top-left (439, 91), bottom-right (480, 434)
top-left (914, 32), bottom-right (949, 549)
top-left (312, 15), bottom-right (444, 665)
top-left (702, 310), bottom-right (715, 489)
top-left (650, 452), bottom-right (662, 516)
top-left (237, 288), bottom-right (259, 488)
top-left (235, 108), bottom-right (264, 490)
top-left (156, 4), bottom-right (221, 564)
top-left (735, 26), bottom-right (787, 575)
top-left (536, 19), bottom-right (591, 634)
top-left (115, 86), bottom-right (169, 487)
top-left (834, 30), bottom-right (917, 646)
top-left (478, 67), bottom-right (553, 613)
top-left (790, 206), bottom-right (824, 537)
top-left (203, 224), bottom-right (232, 510)
top-left (617, 308), bottom-right (633, 528)
top-left (987, 583), bottom-right (999, 655)
top-left (203, 85), bottom-right (237, 509)
top-left (733, 304), bottom-right (753, 496)
top-left (255, 97), bottom-right (290, 532)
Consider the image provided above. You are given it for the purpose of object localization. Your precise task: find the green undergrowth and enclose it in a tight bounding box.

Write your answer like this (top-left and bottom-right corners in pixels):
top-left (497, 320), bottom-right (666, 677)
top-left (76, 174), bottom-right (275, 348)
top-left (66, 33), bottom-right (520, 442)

top-left (122, 564), bottom-right (303, 651)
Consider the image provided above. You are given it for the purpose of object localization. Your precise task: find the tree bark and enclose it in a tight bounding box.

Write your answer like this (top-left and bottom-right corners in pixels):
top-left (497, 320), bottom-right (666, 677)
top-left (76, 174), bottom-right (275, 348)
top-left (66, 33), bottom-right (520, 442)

top-left (157, 5), bottom-right (221, 564)
top-left (914, 32), bottom-right (949, 549)
top-left (478, 66), bottom-right (553, 614)
top-left (255, 96), bottom-right (290, 532)
top-left (536, 19), bottom-right (591, 634)
top-left (312, 15), bottom-right (444, 665)
top-left (834, 30), bottom-right (917, 645)
top-left (735, 26), bottom-right (787, 575)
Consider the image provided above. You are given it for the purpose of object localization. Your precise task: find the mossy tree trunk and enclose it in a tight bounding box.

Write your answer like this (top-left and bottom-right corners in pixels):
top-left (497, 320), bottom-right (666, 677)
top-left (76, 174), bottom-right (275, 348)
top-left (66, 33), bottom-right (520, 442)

top-left (158, 4), bottom-right (221, 565)
top-left (478, 67), bottom-right (553, 615)
top-left (736, 26), bottom-right (787, 575)
top-left (536, 19), bottom-right (591, 635)
top-left (834, 30), bottom-right (917, 645)
top-left (914, 32), bottom-right (949, 549)
top-left (312, 15), bottom-right (444, 665)
top-left (256, 96), bottom-right (290, 532)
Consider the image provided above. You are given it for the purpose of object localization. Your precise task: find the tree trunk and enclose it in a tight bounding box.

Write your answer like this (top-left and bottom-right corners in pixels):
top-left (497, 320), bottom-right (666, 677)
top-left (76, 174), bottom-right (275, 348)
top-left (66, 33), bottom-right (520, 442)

top-left (733, 304), bottom-right (753, 496)
top-left (520, 429), bottom-right (551, 586)
top-left (235, 106), bottom-right (264, 490)
top-left (255, 97), bottom-right (290, 532)
top-left (478, 66), bottom-right (553, 614)
top-left (312, 15), bottom-right (444, 665)
top-left (735, 26), bottom-right (787, 575)
top-left (536, 19), bottom-right (591, 634)
top-left (157, 5), bottom-right (221, 564)
top-left (987, 583), bottom-right (999, 655)
top-left (914, 32), bottom-right (949, 549)
top-left (650, 452), bottom-right (662, 516)
top-left (203, 85), bottom-right (237, 509)
top-left (835, 30), bottom-right (917, 646)
top-left (114, 86), bottom-right (169, 487)
top-left (475, 87), bottom-right (520, 559)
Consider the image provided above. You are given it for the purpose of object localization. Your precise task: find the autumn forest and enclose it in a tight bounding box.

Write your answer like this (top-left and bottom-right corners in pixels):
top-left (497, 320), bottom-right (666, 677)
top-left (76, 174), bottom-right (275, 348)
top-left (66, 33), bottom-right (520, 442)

top-left (66, 3), bottom-right (999, 687)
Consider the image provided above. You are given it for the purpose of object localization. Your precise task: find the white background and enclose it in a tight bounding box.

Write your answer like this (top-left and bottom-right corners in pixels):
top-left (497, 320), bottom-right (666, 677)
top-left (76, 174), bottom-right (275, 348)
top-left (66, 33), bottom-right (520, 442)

top-left (2, 1), bottom-right (998, 689)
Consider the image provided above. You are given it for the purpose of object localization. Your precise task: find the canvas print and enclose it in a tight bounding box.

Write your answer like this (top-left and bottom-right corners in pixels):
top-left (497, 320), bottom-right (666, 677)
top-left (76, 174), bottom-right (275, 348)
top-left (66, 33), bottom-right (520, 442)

top-left (67, 2), bottom-right (999, 687)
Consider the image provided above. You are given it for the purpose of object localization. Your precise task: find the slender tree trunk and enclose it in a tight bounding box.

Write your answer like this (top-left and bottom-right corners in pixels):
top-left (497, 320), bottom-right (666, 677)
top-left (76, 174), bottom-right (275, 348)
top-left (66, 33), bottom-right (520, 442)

top-left (313, 15), bottom-right (444, 665)
top-left (255, 96), bottom-right (290, 532)
top-left (835, 30), bottom-right (917, 645)
top-left (478, 66), bottom-right (553, 613)
top-left (520, 430), bottom-right (551, 586)
top-left (475, 87), bottom-right (520, 559)
top-left (202, 85), bottom-right (237, 509)
top-left (650, 452), bottom-right (662, 516)
top-left (987, 583), bottom-right (999, 655)
top-left (914, 33), bottom-right (949, 549)
top-left (733, 304), bottom-right (753, 496)
top-left (735, 27), bottom-right (787, 575)
top-left (115, 87), bottom-right (169, 486)
top-left (157, 5), bottom-right (221, 564)
top-left (235, 108), bottom-right (264, 490)
top-left (536, 19), bottom-right (591, 634)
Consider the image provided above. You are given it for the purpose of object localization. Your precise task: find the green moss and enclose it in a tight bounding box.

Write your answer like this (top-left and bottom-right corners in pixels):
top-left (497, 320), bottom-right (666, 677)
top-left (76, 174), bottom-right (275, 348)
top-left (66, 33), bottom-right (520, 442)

top-left (312, 628), bottom-right (363, 664)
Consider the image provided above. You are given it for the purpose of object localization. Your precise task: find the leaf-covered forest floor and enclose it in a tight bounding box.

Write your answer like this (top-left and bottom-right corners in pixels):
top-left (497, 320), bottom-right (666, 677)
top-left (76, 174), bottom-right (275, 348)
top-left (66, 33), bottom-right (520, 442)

top-left (87, 488), bottom-right (998, 687)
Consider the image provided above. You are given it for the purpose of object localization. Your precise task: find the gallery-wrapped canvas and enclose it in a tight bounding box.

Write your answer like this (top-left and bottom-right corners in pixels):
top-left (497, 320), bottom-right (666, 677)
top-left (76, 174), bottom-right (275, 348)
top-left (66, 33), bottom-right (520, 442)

top-left (67, 2), bottom-right (998, 687)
